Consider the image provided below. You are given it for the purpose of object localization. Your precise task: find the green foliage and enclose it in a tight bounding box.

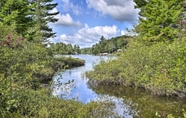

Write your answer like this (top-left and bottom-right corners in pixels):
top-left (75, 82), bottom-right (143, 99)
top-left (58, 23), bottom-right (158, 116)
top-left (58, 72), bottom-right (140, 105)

top-left (0, 0), bottom-right (115, 117)
top-left (51, 56), bottom-right (85, 69)
top-left (34, 0), bottom-right (59, 39)
top-left (80, 47), bottom-right (92, 54)
top-left (91, 35), bottom-right (131, 55)
top-left (48, 42), bottom-right (81, 55)
top-left (0, 0), bottom-right (58, 40)
top-left (0, 0), bottom-right (36, 39)
top-left (0, 28), bottom-right (111, 117)
top-left (74, 44), bottom-right (81, 54)
top-left (0, 87), bottom-right (115, 118)
top-left (135, 0), bottom-right (182, 42)
top-left (87, 39), bottom-right (186, 97)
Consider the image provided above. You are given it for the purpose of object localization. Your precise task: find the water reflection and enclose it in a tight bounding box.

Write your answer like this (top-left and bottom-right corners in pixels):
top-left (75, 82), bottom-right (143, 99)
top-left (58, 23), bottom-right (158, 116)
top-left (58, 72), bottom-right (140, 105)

top-left (91, 85), bottom-right (186, 117)
top-left (52, 55), bottom-right (186, 117)
top-left (52, 55), bottom-right (116, 103)
top-left (52, 55), bottom-right (133, 117)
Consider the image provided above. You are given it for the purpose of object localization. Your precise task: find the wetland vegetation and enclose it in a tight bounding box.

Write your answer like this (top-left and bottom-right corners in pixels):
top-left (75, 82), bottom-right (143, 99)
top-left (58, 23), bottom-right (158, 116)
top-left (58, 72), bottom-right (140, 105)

top-left (1, 0), bottom-right (186, 117)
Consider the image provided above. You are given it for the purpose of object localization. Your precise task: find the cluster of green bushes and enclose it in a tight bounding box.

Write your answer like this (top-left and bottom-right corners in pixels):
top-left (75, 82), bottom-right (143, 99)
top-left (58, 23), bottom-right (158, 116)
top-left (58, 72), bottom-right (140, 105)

top-left (34, 56), bottom-right (85, 83)
top-left (86, 39), bottom-right (186, 97)
top-left (0, 26), bottom-right (115, 117)
top-left (0, 86), bottom-right (115, 118)
top-left (53, 56), bottom-right (85, 68)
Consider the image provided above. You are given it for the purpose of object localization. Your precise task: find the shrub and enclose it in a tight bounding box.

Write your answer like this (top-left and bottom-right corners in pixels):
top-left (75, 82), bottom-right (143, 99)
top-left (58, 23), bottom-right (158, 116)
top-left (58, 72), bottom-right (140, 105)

top-left (87, 39), bottom-right (186, 97)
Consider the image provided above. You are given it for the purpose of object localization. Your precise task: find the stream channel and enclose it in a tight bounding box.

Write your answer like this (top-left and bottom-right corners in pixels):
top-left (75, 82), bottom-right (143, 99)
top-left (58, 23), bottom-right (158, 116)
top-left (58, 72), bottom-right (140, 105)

top-left (52, 55), bottom-right (186, 117)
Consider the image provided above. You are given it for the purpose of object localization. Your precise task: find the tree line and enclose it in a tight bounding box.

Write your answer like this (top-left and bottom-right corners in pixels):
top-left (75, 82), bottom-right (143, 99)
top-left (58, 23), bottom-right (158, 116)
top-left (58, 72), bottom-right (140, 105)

top-left (81, 35), bottom-right (131, 55)
top-left (48, 43), bottom-right (81, 55)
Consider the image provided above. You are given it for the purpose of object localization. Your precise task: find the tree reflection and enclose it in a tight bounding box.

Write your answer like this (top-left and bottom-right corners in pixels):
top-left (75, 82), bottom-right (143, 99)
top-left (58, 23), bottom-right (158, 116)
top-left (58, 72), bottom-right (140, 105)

top-left (89, 84), bottom-right (186, 117)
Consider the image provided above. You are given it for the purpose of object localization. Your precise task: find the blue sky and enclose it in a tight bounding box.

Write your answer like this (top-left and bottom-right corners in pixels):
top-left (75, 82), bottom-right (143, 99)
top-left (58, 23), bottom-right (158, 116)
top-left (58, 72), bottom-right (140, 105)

top-left (49, 0), bottom-right (139, 48)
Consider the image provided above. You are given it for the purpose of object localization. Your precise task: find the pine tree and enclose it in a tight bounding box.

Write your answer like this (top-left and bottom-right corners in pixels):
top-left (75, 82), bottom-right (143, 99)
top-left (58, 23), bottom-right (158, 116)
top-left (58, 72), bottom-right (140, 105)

top-left (135, 0), bottom-right (183, 42)
top-left (0, 0), bottom-right (35, 37)
top-left (34, 0), bottom-right (59, 40)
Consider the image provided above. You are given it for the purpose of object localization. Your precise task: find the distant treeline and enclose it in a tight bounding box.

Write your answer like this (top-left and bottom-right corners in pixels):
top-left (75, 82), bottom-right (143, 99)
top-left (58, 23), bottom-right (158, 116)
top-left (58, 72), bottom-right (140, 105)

top-left (49, 35), bottom-right (132, 55)
top-left (48, 43), bottom-right (81, 55)
top-left (81, 35), bottom-right (133, 55)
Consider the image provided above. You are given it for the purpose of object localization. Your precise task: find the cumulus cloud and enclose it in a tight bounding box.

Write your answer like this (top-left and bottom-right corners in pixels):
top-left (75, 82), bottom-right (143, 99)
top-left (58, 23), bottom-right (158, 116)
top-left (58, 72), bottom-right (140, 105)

top-left (86, 0), bottom-right (139, 23)
top-left (50, 8), bottom-right (81, 27)
top-left (60, 0), bottom-right (82, 15)
top-left (50, 24), bottom-right (120, 48)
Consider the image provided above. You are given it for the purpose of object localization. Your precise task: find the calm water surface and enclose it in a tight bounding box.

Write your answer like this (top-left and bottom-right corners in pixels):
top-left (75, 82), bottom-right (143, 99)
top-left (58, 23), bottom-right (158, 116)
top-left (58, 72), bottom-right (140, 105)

top-left (52, 55), bottom-right (186, 117)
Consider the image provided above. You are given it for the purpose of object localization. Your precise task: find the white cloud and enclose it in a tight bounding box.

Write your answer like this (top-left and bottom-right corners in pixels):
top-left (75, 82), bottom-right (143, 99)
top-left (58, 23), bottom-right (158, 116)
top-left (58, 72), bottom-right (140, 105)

top-left (50, 24), bottom-right (120, 48)
top-left (121, 30), bottom-right (138, 36)
top-left (56, 13), bottom-right (81, 26)
top-left (50, 8), bottom-right (81, 27)
top-left (61, 0), bottom-right (82, 15)
top-left (86, 0), bottom-right (139, 23)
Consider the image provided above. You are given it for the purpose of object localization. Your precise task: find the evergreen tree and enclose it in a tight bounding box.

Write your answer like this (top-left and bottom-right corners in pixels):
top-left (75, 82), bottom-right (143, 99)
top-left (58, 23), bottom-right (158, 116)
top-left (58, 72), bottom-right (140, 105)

top-left (99, 36), bottom-right (106, 52)
top-left (135, 0), bottom-right (183, 42)
top-left (0, 0), bottom-right (35, 38)
top-left (38, 0), bottom-right (59, 40)
top-left (30, 0), bottom-right (59, 40)
top-left (66, 44), bottom-right (73, 54)
top-left (74, 44), bottom-right (81, 54)
top-left (134, 0), bottom-right (148, 17)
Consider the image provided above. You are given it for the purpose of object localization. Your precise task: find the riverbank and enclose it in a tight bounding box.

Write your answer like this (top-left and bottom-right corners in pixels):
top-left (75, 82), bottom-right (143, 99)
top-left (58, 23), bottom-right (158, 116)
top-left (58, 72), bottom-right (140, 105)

top-left (86, 40), bottom-right (186, 98)
top-left (0, 52), bottom-right (116, 117)
top-left (39, 56), bottom-right (85, 83)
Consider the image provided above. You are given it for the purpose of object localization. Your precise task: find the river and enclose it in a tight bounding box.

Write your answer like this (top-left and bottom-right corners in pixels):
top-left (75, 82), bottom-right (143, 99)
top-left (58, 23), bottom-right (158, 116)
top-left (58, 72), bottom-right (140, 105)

top-left (52, 55), bottom-right (186, 117)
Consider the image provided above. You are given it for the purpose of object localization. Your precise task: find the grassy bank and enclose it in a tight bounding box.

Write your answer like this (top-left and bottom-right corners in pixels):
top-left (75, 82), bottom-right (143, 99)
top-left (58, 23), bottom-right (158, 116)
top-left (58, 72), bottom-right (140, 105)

top-left (86, 39), bottom-right (186, 98)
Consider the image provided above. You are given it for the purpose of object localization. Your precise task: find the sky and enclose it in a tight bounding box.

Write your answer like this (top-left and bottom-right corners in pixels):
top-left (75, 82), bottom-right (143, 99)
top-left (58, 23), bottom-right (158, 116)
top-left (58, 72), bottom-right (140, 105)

top-left (49, 0), bottom-right (139, 48)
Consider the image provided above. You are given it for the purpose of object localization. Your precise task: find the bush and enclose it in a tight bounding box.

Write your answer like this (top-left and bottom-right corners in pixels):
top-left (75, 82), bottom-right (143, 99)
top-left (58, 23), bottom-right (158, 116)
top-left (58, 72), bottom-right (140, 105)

top-left (86, 39), bottom-right (186, 97)
top-left (0, 87), bottom-right (115, 118)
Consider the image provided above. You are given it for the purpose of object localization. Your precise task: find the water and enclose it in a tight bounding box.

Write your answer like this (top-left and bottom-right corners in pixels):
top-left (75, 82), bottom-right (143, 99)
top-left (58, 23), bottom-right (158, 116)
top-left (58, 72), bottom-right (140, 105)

top-left (52, 55), bottom-right (186, 117)
top-left (52, 55), bottom-right (107, 102)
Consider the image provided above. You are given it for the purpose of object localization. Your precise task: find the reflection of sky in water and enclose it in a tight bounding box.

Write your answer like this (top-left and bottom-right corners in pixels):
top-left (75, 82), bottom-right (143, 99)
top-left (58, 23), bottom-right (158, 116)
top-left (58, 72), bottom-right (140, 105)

top-left (52, 55), bottom-right (133, 117)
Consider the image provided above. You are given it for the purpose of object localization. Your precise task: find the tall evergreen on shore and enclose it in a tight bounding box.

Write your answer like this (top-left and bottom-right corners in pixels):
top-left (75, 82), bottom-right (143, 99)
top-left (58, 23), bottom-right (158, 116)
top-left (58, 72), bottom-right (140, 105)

top-left (0, 0), bottom-right (35, 38)
top-left (0, 0), bottom-right (59, 41)
top-left (34, 0), bottom-right (59, 40)
top-left (135, 0), bottom-right (183, 42)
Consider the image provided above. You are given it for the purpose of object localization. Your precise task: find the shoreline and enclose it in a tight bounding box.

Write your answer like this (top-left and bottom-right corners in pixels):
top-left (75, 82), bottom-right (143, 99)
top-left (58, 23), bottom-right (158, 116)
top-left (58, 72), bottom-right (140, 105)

top-left (87, 78), bottom-right (186, 99)
top-left (38, 56), bottom-right (85, 84)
